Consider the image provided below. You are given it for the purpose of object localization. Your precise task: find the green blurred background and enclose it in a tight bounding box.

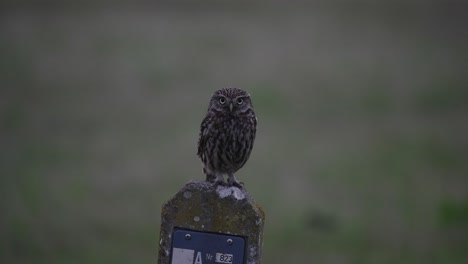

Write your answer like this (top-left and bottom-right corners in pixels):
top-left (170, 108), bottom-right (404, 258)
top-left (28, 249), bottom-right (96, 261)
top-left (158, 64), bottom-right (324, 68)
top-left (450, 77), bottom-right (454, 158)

top-left (1, 1), bottom-right (467, 263)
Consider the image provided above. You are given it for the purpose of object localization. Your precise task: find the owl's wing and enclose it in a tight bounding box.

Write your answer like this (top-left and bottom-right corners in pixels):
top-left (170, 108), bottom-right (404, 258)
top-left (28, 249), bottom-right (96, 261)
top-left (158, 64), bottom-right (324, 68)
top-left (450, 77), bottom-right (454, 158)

top-left (197, 115), bottom-right (210, 158)
top-left (197, 132), bottom-right (204, 158)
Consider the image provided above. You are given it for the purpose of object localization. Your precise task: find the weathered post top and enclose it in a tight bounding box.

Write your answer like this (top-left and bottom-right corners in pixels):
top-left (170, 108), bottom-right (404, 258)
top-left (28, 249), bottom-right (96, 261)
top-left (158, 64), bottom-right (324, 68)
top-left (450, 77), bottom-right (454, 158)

top-left (158, 180), bottom-right (265, 264)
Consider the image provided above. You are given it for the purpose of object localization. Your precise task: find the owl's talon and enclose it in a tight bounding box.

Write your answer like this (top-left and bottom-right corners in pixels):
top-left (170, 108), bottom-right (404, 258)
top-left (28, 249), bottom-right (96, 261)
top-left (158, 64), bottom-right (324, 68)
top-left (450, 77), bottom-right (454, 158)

top-left (227, 178), bottom-right (244, 189)
top-left (213, 180), bottom-right (228, 186)
top-left (231, 181), bottom-right (244, 189)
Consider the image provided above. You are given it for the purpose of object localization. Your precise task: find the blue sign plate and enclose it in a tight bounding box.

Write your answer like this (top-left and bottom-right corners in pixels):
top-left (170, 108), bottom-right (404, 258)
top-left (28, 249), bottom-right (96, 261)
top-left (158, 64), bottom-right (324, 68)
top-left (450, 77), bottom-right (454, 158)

top-left (171, 229), bottom-right (245, 264)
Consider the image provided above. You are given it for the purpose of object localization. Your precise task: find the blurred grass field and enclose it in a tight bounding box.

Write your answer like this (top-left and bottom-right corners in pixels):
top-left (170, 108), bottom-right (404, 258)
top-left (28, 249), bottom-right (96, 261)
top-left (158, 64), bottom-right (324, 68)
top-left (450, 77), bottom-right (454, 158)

top-left (1, 2), bottom-right (467, 264)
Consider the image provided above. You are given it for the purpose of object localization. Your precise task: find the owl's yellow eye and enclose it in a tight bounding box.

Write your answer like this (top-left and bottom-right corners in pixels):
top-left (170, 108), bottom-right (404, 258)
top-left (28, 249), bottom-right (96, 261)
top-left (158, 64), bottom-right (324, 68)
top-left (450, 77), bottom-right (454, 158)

top-left (237, 98), bottom-right (243, 105)
top-left (219, 97), bottom-right (226, 104)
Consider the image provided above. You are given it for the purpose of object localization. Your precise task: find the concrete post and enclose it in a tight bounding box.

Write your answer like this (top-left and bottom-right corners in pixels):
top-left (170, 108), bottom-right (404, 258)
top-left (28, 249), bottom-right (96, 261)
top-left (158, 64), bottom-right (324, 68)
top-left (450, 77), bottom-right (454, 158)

top-left (158, 180), bottom-right (265, 264)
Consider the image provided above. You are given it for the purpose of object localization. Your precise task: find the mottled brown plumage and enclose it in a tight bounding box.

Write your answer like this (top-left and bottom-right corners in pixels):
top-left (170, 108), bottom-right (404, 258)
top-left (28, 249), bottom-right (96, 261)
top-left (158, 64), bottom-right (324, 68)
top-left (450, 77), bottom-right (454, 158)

top-left (197, 88), bottom-right (257, 187)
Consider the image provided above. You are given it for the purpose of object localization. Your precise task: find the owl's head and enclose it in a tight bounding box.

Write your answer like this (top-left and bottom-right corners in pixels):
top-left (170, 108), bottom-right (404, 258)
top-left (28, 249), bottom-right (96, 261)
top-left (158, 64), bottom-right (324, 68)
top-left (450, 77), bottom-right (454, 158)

top-left (209, 88), bottom-right (253, 115)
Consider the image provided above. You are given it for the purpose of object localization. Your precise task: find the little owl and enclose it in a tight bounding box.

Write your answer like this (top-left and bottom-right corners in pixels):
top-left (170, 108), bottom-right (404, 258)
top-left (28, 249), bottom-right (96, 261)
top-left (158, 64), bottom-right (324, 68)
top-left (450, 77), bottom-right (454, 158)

top-left (197, 88), bottom-right (257, 188)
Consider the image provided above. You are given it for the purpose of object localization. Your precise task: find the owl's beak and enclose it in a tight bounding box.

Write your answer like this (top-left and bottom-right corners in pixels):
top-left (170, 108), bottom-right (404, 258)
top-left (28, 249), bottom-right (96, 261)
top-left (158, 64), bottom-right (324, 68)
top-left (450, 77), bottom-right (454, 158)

top-left (229, 103), bottom-right (233, 112)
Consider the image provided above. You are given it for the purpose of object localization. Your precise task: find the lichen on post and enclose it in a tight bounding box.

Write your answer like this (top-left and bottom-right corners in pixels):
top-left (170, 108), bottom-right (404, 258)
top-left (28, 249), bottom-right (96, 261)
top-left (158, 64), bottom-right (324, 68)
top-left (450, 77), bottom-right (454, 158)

top-left (158, 180), bottom-right (265, 264)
